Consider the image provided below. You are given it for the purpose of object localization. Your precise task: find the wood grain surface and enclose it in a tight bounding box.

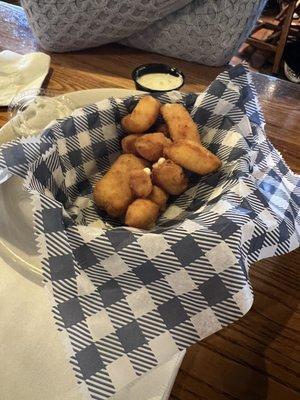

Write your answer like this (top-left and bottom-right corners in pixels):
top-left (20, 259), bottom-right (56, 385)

top-left (0, 3), bottom-right (299, 400)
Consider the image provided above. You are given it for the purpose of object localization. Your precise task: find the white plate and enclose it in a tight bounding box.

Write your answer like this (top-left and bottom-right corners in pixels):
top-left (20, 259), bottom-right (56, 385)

top-left (0, 88), bottom-right (144, 279)
top-left (0, 87), bottom-right (186, 400)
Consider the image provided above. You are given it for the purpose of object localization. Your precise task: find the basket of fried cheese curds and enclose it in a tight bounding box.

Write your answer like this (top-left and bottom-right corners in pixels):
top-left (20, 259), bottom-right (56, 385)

top-left (94, 95), bottom-right (222, 230)
top-left (0, 65), bottom-right (299, 400)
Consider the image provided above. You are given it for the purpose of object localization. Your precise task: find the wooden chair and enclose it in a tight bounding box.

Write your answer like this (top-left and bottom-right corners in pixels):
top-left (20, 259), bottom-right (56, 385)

top-left (246, 0), bottom-right (299, 74)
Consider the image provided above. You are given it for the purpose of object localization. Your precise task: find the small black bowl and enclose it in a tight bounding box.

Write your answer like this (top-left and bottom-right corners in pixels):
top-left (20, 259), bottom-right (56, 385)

top-left (132, 63), bottom-right (185, 93)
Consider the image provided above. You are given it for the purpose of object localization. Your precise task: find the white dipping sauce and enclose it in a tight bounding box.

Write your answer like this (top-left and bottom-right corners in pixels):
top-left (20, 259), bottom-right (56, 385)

top-left (137, 73), bottom-right (183, 91)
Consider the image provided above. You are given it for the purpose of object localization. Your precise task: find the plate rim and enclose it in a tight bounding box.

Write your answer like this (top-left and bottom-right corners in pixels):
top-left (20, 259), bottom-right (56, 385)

top-left (0, 87), bottom-right (145, 143)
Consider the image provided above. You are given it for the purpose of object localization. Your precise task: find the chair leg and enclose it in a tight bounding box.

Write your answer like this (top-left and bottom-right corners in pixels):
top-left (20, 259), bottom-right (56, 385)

top-left (276, 3), bottom-right (289, 20)
top-left (272, 1), bottom-right (297, 74)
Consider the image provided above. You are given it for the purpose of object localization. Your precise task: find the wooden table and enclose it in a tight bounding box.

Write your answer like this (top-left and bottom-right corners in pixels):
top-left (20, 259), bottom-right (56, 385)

top-left (1, 3), bottom-right (299, 400)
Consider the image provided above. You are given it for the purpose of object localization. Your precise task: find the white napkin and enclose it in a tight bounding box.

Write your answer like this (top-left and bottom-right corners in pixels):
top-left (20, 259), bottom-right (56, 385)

top-left (0, 50), bottom-right (50, 106)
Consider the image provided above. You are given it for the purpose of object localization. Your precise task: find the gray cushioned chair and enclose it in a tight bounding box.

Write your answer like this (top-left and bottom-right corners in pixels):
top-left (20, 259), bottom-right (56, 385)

top-left (21, 0), bottom-right (267, 66)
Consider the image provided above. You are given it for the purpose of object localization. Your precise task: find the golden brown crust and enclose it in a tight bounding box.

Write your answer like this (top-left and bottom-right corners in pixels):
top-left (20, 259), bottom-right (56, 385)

top-left (129, 169), bottom-right (153, 198)
top-left (161, 103), bottom-right (201, 143)
top-left (164, 139), bottom-right (221, 175)
top-left (93, 154), bottom-right (147, 217)
top-left (135, 132), bottom-right (171, 162)
top-left (125, 199), bottom-right (159, 229)
top-left (121, 133), bottom-right (143, 155)
top-left (121, 96), bottom-right (161, 134)
top-left (152, 159), bottom-right (188, 195)
top-left (147, 185), bottom-right (169, 211)
top-left (156, 123), bottom-right (170, 137)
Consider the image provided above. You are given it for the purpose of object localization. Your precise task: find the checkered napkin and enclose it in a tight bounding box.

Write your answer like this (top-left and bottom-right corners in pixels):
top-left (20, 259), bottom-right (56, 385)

top-left (0, 65), bottom-right (299, 400)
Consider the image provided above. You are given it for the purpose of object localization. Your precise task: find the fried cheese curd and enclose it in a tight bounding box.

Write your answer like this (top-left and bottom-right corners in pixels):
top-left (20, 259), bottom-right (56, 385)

top-left (164, 139), bottom-right (221, 175)
top-left (161, 103), bottom-right (200, 143)
top-left (93, 154), bottom-right (147, 217)
top-left (152, 157), bottom-right (188, 195)
top-left (121, 95), bottom-right (161, 134)
top-left (125, 199), bottom-right (159, 229)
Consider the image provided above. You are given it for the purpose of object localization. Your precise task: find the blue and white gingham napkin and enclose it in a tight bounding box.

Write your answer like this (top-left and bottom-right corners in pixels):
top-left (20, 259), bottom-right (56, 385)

top-left (0, 65), bottom-right (299, 400)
